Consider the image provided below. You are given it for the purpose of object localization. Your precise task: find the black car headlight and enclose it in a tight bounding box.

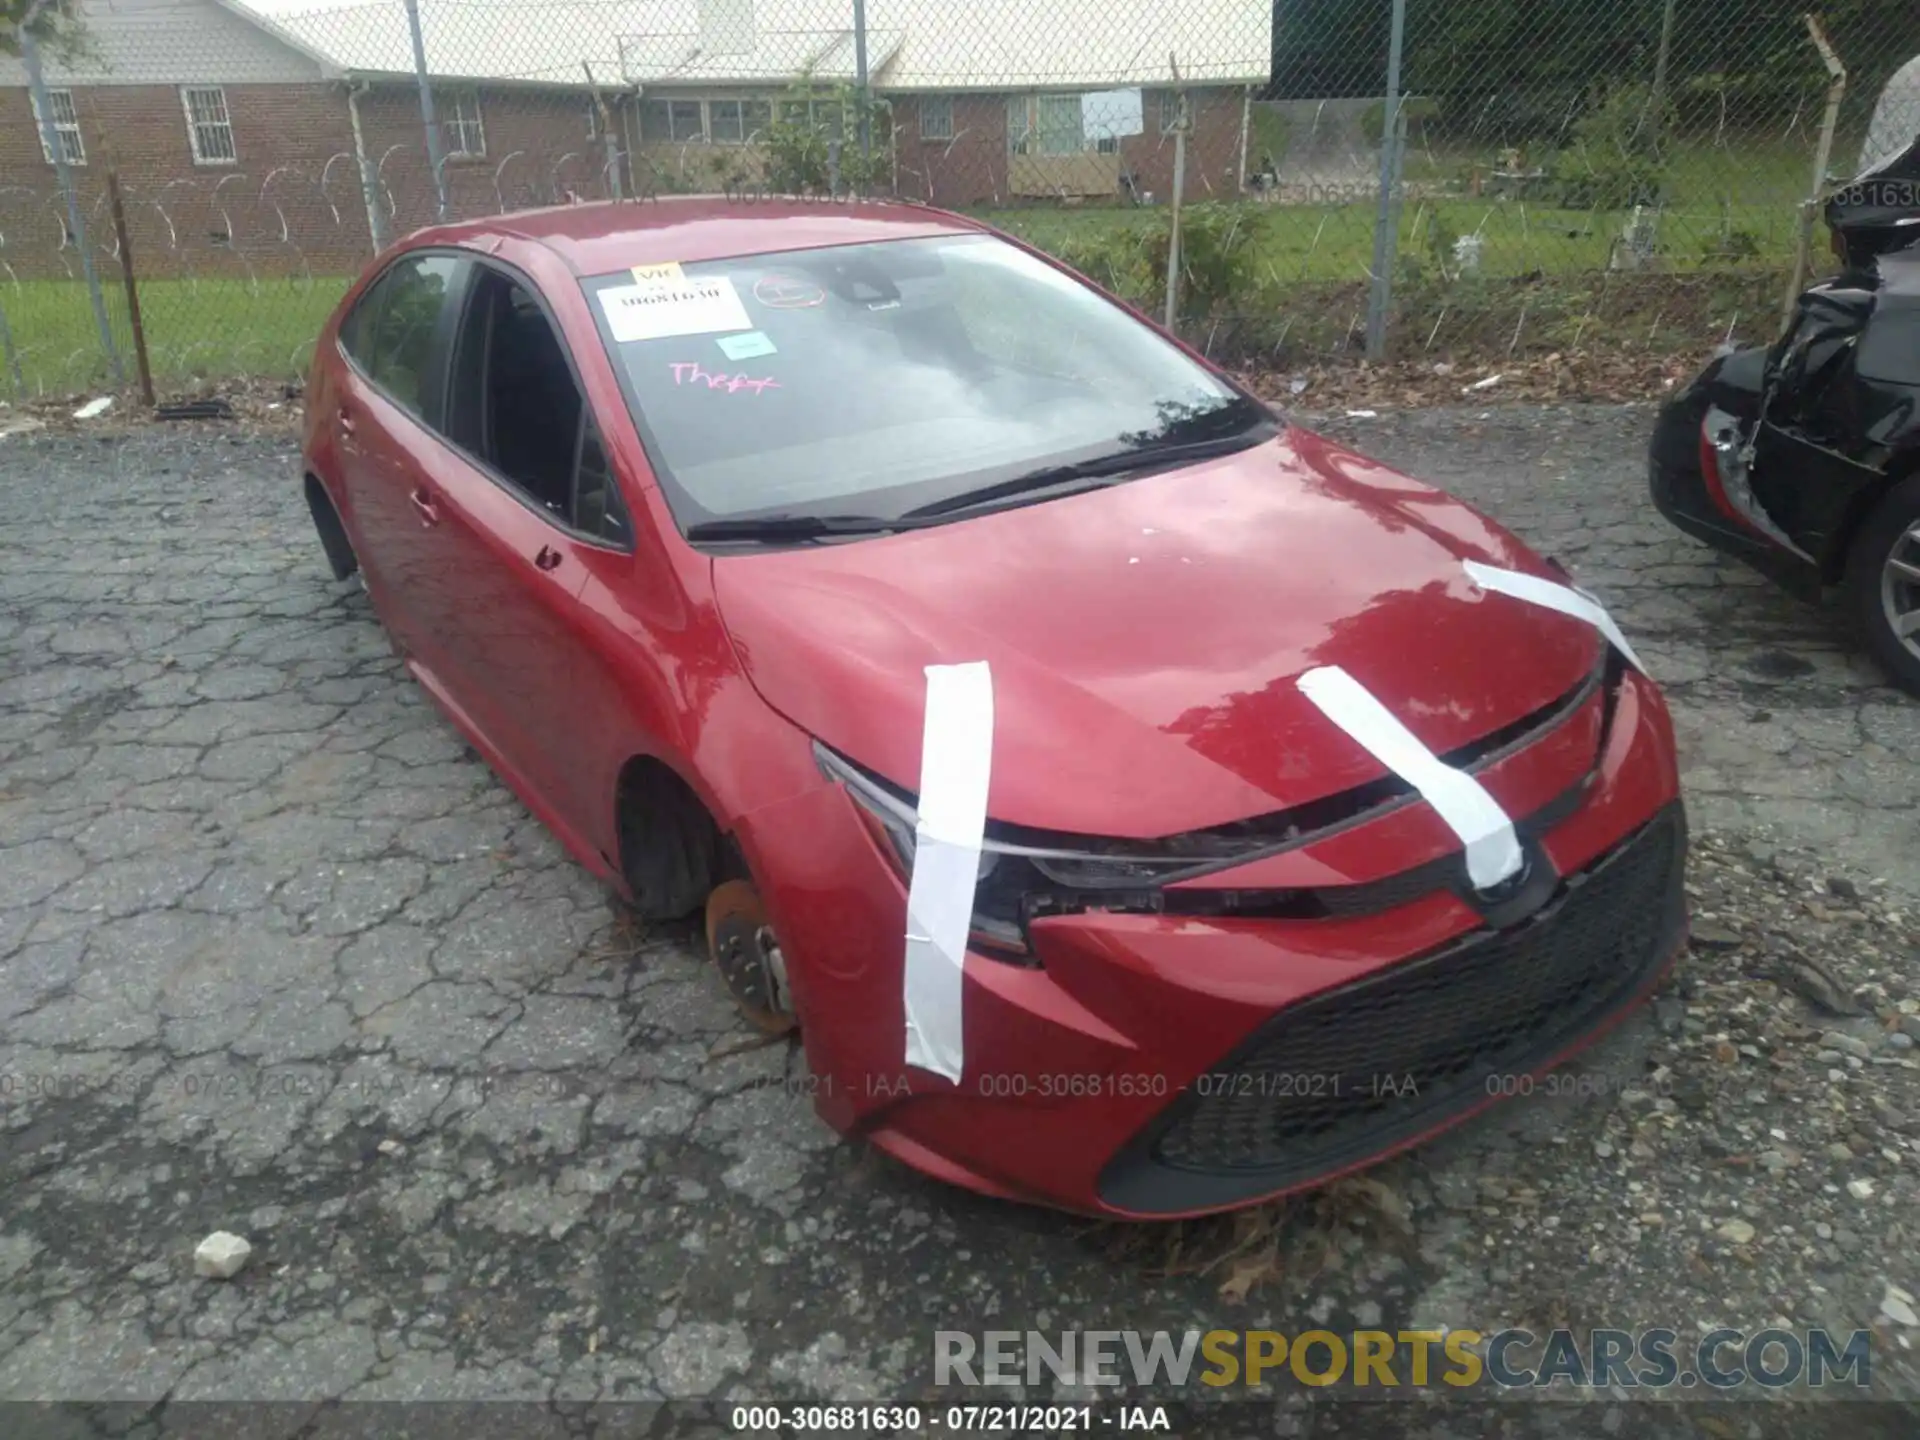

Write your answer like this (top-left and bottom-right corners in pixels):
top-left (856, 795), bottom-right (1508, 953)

top-left (813, 741), bottom-right (1202, 961)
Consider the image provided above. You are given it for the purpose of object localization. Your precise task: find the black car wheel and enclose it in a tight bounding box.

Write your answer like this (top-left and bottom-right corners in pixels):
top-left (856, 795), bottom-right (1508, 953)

top-left (1847, 473), bottom-right (1920, 696)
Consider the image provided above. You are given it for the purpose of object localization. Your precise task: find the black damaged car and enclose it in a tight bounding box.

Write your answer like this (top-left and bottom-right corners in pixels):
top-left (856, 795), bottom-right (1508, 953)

top-left (1650, 73), bottom-right (1920, 694)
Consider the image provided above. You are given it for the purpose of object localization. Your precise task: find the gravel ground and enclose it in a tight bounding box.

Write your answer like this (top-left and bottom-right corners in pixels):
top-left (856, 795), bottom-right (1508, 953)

top-left (1, 407), bottom-right (1918, 1432)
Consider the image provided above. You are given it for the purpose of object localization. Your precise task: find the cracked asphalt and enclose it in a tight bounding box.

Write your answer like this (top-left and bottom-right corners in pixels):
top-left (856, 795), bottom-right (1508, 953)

top-left (2, 406), bottom-right (1918, 1433)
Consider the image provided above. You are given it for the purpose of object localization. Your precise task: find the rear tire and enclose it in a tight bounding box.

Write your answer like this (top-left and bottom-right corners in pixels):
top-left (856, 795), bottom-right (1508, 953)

top-left (1845, 473), bottom-right (1920, 697)
top-left (305, 477), bottom-right (358, 582)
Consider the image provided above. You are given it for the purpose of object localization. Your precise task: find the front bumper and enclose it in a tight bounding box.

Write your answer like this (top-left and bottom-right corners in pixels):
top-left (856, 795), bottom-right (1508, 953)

top-left (737, 665), bottom-right (1684, 1219)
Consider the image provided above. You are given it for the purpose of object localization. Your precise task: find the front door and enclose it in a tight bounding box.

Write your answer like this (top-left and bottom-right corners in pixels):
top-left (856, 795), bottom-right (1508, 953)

top-left (424, 264), bottom-right (638, 852)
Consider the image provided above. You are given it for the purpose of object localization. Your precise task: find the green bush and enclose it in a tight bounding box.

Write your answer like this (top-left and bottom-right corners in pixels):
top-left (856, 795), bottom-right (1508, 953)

top-left (1360, 95), bottom-right (1439, 147)
top-left (1031, 204), bottom-right (1262, 326)
top-left (763, 77), bottom-right (890, 194)
top-left (1140, 202), bottom-right (1263, 324)
top-left (1548, 83), bottom-right (1670, 211)
top-left (1044, 229), bottom-right (1148, 301)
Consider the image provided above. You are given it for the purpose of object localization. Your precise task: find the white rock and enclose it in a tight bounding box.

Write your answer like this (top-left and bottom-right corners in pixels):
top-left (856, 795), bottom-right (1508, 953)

top-left (1716, 1219), bottom-right (1756, 1245)
top-left (1882, 1291), bottom-right (1920, 1328)
top-left (73, 396), bottom-right (113, 420)
top-left (1847, 1179), bottom-right (1877, 1200)
top-left (193, 1231), bottom-right (252, 1279)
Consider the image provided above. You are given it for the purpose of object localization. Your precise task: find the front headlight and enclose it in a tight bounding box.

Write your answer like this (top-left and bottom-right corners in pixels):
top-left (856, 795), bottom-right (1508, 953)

top-left (813, 741), bottom-right (1205, 960)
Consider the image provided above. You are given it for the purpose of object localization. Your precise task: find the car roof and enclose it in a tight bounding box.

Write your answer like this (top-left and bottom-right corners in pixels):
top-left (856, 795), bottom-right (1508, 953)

top-left (409, 196), bottom-right (988, 277)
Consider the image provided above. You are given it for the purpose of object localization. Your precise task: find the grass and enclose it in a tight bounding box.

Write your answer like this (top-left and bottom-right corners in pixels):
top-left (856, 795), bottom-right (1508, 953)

top-left (1, 275), bottom-right (347, 399)
top-left (0, 138), bottom-right (1825, 396)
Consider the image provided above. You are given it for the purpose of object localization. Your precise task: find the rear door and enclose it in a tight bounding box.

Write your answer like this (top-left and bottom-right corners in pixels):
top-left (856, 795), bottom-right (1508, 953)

top-left (332, 252), bottom-right (470, 666)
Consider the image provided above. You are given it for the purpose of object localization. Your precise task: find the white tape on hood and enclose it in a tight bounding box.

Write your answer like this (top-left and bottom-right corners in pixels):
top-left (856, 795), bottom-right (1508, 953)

top-left (1296, 665), bottom-right (1524, 891)
top-left (902, 661), bottom-right (994, 1084)
top-left (1463, 560), bottom-right (1647, 675)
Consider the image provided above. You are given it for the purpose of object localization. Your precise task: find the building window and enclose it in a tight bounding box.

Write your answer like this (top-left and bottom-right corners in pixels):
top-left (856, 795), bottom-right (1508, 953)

top-left (32, 87), bottom-right (85, 166)
top-left (776, 97), bottom-right (848, 139)
top-left (919, 95), bottom-right (953, 141)
top-left (1154, 89), bottom-right (1185, 135)
top-left (181, 86), bottom-right (236, 164)
top-left (707, 98), bottom-right (772, 144)
top-left (641, 97), bottom-right (707, 142)
top-left (438, 89), bottom-right (485, 157)
top-left (1008, 95), bottom-right (1088, 156)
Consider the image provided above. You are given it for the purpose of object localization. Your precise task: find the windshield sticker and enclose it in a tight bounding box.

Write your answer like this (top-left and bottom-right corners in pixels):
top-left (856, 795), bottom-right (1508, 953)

top-left (601, 275), bottom-right (751, 343)
top-left (717, 329), bottom-right (777, 361)
top-left (753, 274), bottom-right (827, 309)
top-left (670, 361), bottom-right (780, 395)
top-left (630, 261), bottom-right (685, 285)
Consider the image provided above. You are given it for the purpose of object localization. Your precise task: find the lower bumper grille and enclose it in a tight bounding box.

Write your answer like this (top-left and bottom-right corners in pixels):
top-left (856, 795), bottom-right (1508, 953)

top-left (1099, 804), bottom-right (1687, 1214)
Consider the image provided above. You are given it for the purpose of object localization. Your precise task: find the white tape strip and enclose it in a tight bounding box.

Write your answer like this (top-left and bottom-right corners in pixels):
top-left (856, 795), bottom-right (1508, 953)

top-left (1297, 665), bottom-right (1523, 891)
top-left (902, 661), bottom-right (994, 1083)
top-left (1463, 560), bottom-right (1647, 675)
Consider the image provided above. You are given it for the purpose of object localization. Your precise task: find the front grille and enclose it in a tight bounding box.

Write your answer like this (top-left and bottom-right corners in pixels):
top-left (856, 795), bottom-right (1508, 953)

top-left (1102, 805), bottom-right (1685, 1209)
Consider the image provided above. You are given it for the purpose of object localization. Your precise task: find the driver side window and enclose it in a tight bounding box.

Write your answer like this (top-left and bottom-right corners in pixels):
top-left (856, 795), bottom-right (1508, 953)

top-left (445, 267), bottom-right (631, 545)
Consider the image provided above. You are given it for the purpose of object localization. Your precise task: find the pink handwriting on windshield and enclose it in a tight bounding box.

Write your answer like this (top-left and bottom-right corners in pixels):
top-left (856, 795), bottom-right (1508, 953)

top-left (670, 361), bottom-right (780, 394)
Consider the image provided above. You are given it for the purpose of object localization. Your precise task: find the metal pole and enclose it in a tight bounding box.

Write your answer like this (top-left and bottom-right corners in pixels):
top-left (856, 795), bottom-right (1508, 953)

top-left (21, 26), bottom-right (123, 385)
top-left (1787, 15), bottom-right (1847, 329)
top-left (853, 0), bottom-right (871, 169)
top-left (404, 0), bottom-right (448, 222)
top-left (347, 81), bottom-right (391, 251)
top-left (1364, 0), bottom-right (1408, 360)
top-left (1165, 84), bottom-right (1187, 331)
top-left (1644, 0), bottom-right (1678, 150)
top-left (583, 64), bottom-right (623, 200)
top-left (105, 170), bottom-right (154, 407)
top-left (0, 303), bottom-right (23, 396)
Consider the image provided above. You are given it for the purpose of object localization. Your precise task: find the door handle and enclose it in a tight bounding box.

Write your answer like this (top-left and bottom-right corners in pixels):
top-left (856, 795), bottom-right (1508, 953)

top-left (336, 407), bottom-right (355, 438)
top-left (408, 487), bottom-right (440, 525)
top-left (533, 545), bottom-right (564, 573)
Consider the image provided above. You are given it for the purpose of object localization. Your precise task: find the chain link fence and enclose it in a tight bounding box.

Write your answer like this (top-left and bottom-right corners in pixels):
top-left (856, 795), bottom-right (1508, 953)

top-left (4, 0), bottom-right (1920, 400)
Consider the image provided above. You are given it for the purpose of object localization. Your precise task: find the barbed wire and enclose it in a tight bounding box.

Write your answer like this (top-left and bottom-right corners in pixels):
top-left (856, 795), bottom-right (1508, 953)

top-left (4, 0), bottom-right (1919, 399)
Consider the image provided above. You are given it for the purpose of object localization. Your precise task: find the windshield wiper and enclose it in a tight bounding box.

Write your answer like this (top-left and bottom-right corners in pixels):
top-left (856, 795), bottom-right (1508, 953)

top-left (684, 513), bottom-right (937, 543)
top-left (901, 430), bottom-right (1273, 521)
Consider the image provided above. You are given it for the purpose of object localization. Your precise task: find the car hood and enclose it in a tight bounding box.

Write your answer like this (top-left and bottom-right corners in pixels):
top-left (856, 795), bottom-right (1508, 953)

top-left (711, 427), bottom-right (1602, 838)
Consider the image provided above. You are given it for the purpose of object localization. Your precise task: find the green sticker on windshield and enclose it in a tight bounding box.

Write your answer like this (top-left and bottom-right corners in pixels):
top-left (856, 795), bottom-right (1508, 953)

top-left (717, 330), bottom-right (777, 361)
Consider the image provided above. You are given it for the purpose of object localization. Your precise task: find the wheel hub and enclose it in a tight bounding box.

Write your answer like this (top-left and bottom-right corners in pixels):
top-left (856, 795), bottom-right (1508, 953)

top-left (1880, 520), bottom-right (1920, 664)
top-left (704, 879), bottom-right (796, 1034)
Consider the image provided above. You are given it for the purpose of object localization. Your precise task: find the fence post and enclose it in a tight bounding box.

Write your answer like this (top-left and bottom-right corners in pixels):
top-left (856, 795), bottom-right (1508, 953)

top-left (1786, 16), bottom-right (1846, 330)
top-left (0, 303), bottom-right (23, 397)
top-left (404, 0), bottom-right (449, 222)
top-left (853, 0), bottom-right (871, 169)
top-left (105, 170), bottom-right (155, 408)
top-left (1164, 58), bottom-right (1187, 332)
top-left (1363, 0), bottom-right (1409, 360)
top-left (1643, 0), bottom-right (1678, 149)
top-left (20, 24), bottom-right (123, 387)
top-left (348, 81), bottom-right (391, 252)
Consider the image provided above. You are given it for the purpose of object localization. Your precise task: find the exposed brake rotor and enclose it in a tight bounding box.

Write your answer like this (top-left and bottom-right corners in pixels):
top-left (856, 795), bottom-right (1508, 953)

top-left (704, 879), bottom-right (797, 1035)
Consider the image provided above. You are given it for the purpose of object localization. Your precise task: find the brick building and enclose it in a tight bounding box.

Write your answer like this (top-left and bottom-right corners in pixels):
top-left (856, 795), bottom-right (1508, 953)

top-left (0, 0), bottom-right (1270, 280)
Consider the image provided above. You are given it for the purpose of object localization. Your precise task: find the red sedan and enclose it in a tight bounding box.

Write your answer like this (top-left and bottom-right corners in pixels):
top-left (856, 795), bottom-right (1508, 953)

top-left (301, 197), bottom-right (1687, 1218)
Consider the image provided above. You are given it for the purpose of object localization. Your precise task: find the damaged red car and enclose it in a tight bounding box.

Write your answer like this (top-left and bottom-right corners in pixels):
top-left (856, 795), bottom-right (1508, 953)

top-left (301, 197), bottom-right (1687, 1219)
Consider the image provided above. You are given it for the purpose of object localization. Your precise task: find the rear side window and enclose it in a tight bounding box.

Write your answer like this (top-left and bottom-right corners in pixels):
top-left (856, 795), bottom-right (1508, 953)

top-left (351, 254), bottom-right (462, 417)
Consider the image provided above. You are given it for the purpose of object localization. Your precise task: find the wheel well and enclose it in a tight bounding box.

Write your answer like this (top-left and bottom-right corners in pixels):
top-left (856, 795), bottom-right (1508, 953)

top-left (614, 756), bottom-right (733, 921)
top-left (304, 474), bottom-right (359, 581)
top-left (1831, 455), bottom-right (1920, 585)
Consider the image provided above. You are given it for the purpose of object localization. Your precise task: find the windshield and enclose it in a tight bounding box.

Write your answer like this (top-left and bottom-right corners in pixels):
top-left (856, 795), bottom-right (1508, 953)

top-left (581, 233), bottom-right (1274, 532)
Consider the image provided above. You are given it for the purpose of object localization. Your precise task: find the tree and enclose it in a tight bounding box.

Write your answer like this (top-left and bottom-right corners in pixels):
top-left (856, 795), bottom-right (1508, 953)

top-left (5, 0), bottom-right (91, 64)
